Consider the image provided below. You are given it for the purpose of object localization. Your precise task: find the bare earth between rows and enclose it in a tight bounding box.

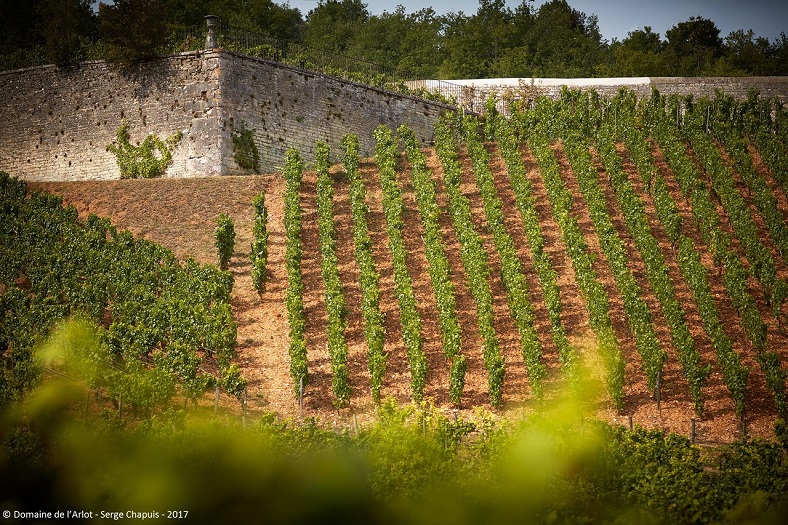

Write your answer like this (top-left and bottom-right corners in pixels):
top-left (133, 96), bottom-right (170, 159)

top-left (30, 140), bottom-right (788, 442)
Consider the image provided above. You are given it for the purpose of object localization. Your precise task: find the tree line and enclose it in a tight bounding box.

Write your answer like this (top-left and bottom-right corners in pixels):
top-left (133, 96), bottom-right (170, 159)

top-left (1, 0), bottom-right (786, 77)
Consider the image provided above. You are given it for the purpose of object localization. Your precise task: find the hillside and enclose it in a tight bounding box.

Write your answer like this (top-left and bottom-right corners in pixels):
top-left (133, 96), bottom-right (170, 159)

top-left (29, 119), bottom-right (788, 443)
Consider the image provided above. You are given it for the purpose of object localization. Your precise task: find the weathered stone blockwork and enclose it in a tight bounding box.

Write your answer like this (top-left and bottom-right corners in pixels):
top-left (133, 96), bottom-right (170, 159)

top-left (4, 53), bottom-right (786, 182)
top-left (220, 53), bottom-right (452, 173)
top-left (424, 76), bottom-right (788, 114)
top-left (0, 52), bottom-right (224, 181)
top-left (0, 51), bottom-right (453, 181)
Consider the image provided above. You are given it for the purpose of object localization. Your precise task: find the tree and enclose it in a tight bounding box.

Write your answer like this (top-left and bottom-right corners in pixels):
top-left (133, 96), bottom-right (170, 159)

top-left (347, 6), bottom-right (445, 77)
top-left (99, 0), bottom-right (168, 64)
top-left (723, 29), bottom-right (774, 75)
top-left (36, 0), bottom-right (97, 66)
top-left (665, 16), bottom-right (723, 75)
top-left (0, 0), bottom-right (38, 53)
top-left (303, 0), bottom-right (369, 53)
top-left (623, 26), bottom-right (664, 54)
top-left (522, 0), bottom-right (605, 77)
top-left (597, 27), bottom-right (668, 77)
top-left (440, 0), bottom-right (520, 78)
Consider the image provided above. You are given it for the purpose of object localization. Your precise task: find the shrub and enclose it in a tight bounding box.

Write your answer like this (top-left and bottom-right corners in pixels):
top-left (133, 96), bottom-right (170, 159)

top-left (214, 213), bottom-right (235, 271)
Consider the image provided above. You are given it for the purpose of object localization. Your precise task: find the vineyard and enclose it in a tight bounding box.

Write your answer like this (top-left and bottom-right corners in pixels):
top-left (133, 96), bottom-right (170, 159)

top-left (11, 88), bottom-right (788, 443)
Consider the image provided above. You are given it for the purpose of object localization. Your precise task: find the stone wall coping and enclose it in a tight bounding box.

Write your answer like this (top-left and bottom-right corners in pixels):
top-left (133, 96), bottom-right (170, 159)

top-left (1, 49), bottom-right (458, 111)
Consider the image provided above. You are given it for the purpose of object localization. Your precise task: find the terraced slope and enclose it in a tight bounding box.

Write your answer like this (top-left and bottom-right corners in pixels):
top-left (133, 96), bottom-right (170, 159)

top-left (30, 119), bottom-right (788, 442)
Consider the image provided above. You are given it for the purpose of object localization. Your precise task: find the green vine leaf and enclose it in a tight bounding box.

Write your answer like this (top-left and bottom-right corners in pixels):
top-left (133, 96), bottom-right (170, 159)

top-left (232, 121), bottom-right (260, 172)
top-left (106, 120), bottom-right (182, 179)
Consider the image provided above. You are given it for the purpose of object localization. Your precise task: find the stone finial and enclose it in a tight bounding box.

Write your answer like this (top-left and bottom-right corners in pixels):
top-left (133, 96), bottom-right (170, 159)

top-left (205, 15), bottom-right (218, 50)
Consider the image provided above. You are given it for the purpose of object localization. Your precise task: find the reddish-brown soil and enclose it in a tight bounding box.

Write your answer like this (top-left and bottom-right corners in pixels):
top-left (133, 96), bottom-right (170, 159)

top-left (29, 138), bottom-right (788, 442)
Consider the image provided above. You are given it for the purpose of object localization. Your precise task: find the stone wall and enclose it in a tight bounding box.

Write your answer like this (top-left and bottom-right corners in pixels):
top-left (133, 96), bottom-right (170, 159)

top-left (220, 52), bottom-right (453, 174)
top-left (3, 53), bottom-right (786, 182)
top-left (419, 76), bottom-right (788, 114)
top-left (0, 51), bottom-right (454, 181)
top-left (0, 52), bottom-right (224, 181)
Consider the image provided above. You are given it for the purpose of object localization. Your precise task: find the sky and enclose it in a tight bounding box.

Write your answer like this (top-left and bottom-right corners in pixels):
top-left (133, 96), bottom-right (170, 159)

top-left (289, 0), bottom-right (788, 43)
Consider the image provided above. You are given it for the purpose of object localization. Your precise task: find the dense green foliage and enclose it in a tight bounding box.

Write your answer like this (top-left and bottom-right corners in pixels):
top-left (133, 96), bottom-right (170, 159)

top-left (3, 0), bottom-right (787, 76)
top-left (0, 172), bottom-right (238, 412)
top-left (3, 358), bottom-right (788, 523)
top-left (106, 120), bottom-right (182, 179)
top-left (232, 121), bottom-right (260, 172)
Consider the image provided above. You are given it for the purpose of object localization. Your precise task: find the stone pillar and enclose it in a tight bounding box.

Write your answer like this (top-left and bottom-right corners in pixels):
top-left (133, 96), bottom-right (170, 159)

top-left (205, 15), bottom-right (218, 50)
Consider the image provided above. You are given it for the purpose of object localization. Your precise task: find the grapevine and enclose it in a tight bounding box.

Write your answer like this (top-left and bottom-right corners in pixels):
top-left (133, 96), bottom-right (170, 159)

top-left (342, 134), bottom-right (387, 403)
top-left (282, 149), bottom-right (308, 397)
top-left (315, 141), bottom-right (352, 407)
top-left (374, 125), bottom-right (427, 403)
top-left (398, 124), bottom-right (467, 406)
top-left (460, 117), bottom-right (546, 400)
top-left (433, 118), bottom-right (506, 407)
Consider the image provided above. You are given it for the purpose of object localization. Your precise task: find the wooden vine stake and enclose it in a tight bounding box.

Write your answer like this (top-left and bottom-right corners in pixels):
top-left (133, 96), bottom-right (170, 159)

top-left (242, 387), bottom-right (248, 428)
top-left (214, 386), bottom-right (220, 415)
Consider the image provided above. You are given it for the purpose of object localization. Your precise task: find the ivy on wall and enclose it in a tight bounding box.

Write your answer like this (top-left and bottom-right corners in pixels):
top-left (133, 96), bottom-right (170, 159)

top-left (231, 121), bottom-right (260, 172)
top-left (106, 120), bottom-right (182, 179)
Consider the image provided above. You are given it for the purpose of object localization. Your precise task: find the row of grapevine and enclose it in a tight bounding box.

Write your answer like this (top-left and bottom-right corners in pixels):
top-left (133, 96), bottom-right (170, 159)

top-left (612, 105), bottom-right (749, 419)
top-left (615, 96), bottom-right (683, 246)
top-left (646, 108), bottom-right (788, 417)
top-left (0, 172), bottom-right (242, 411)
top-left (398, 124), bottom-right (467, 406)
top-left (592, 126), bottom-right (707, 415)
top-left (712, 118), bottom-right (788, 262)
top-left (705, 96), bottom-right (788, 321)
top-left (373, 125), bottom-right (427, 402)
top-left (341, 134), bottom-right (387, 403)
top-left (683, 119), bottom-right (780, 304)
top-left (460, 118), bottom-right (546, 400)
top-left (315, 142), bottom-right (352, 407)
top-left (524, 132), bottom-right (625, 410)
top-left (647, 111), bottom-right (768, 350)
top-left (433, 118), bottom-right (506, 407)
top-left (718, 90), bottom-right (788, 197)
top-left (282, 149), bottom-right (308, 397)
top-left (250, 192), bottom-right (269, 296)
top-left (562, 132), bottom-right (666, 398)
top-left (752, 130), bottom-right (788, 197)
top-left (677, 236), bottom-right (749, 418)
top-left (493, 117), bottom-right (577, 376)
